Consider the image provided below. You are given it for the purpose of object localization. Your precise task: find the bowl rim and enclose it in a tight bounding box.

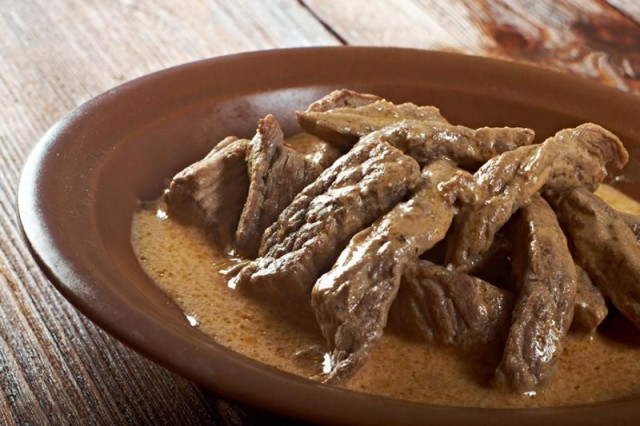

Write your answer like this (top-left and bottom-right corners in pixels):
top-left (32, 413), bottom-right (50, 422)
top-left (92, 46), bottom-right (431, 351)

top-left (17, 46), bottom-right (640, 425)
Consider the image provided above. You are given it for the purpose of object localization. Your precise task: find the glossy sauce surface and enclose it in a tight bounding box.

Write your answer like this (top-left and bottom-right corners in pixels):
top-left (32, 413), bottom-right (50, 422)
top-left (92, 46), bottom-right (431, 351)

top-left (131, 184), bottom-right (640, 407)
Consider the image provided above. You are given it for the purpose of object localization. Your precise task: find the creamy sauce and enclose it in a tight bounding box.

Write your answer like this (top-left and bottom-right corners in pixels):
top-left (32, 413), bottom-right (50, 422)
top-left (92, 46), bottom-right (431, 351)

top-left (131, 184), bottom-right (640, 407)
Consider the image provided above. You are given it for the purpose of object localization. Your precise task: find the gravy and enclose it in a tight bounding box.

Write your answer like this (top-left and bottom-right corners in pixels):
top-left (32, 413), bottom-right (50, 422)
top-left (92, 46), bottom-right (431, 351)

top-left (131, 184), bottom-right (640, 407)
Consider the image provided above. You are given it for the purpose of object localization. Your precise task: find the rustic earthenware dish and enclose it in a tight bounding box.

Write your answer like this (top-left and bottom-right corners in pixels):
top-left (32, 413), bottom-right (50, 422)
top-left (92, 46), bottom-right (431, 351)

top-left (18, 47), bottom-right (640, 425)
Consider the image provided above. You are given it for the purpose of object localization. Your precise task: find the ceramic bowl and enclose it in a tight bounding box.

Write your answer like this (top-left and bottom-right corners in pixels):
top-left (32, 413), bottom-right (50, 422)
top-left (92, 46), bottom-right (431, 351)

top-left (18, 47), bottom-right (640, 425)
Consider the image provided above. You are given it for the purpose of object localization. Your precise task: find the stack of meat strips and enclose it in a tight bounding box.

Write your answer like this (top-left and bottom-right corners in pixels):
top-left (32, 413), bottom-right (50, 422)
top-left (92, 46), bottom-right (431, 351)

top-left (164, 89), bottom-right (638, 394)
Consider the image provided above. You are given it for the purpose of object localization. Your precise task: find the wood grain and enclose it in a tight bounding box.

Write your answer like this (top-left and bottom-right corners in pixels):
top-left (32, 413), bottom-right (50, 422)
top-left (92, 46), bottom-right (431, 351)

top-left (1, 0), bottom-right (639, 424)
top-left (303, 0), bottom-right (640, 93)
top-left (0, 1), bottom-right (336, 424)
top-left (607, 0), bottom-right (640, 24)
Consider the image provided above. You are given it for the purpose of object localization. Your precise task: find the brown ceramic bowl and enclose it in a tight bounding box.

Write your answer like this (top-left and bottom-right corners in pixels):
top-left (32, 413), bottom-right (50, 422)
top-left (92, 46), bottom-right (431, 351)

top-left (18, 47), bottom-right (640, 425)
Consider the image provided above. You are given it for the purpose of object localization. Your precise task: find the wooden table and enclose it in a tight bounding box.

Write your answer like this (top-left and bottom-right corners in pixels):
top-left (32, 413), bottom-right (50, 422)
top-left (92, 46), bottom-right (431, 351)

top-left (2, 1), bottom-right (638, 423)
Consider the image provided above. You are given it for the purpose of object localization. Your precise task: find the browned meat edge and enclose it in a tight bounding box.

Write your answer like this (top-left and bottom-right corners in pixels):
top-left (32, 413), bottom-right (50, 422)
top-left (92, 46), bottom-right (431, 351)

top-left (298, 92), bottom-right (534, 162)
top-left (298, 95), bottom-right (448, 150)
top-left (550, 188), bottom-right (640, 329)
top-left (305, 89), bottom-right (381, 112)
top-left (618, 211), bottom-right (640, 242)
top-left (392, 260), bottom-right (514, 348)
top-left (311, 160), bottom-right (474, 383)
top-left (164, 137), bottom-right (250, 248)
top-left (447, 123), bottom-right (628, 271)
top-left (228, 137), bottom-right (422, 306)
top-left (235, 115), bottom-right (322, 257)
top-left (571, 265), bottom-right (608, 334)
top-left (283, 132), bottom-right (341, 169)
top-left (495, 195), bottom-right (578, 392)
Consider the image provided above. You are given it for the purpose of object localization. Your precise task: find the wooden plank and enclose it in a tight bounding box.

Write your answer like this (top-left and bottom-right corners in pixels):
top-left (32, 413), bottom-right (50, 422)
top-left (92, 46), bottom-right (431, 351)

top-left (0, 0), bottom-right (337, 423)
top-left (606, 0), bottom-right (640, 24)
top-left (301, 0), bottom-right (494, 52)
top-left (2, 0), bottom-right (638, 423)
top-left (303, 0), bottom-right (640, 93)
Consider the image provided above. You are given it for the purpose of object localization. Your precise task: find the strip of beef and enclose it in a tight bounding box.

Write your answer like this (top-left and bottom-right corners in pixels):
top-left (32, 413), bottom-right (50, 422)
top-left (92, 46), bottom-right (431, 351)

top-left (304, 88), bottom-right (381, 113)
top-left (550, 188), bottom-right (640, 329)
top-left (392, 260), bottom-right (514, 348)
top-left (235, 115), bottom-right (323, 258)
top-left (446, 123), bottom-right (628, 271)
top-left (298, 96), bottom-right (535, 161)
top-left (298, 94), bottom-right (449, 150)
top-left (618, 211), bottom-right (640, 241)
top-left (495, 195), bottom-right (578, 392)
top-left (311, 160), bottom-right (474, 383)
top-left (393, 261), bottom-right (598, 348)
top-left (204, 135), bottom-right (242, 155)
top-left (571, 266), bottom-right (608, 334)
top-left (228, 137), bottom-right (422, 305)
top-left (164, 136), bottom-right (250, 248)
top-left (284, 132), bottom-right (341, 169)
top-left (228, 115), bottom-right (530, 310)
top-left (392, 261), bottom-right (598, 348)
top-left (378, 122), bottom-right (534, 170)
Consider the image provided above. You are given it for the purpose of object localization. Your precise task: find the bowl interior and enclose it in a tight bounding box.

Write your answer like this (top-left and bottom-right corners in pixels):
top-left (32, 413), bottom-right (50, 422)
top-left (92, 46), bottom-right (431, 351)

top-left (19, 48), bottom-right (640, 425)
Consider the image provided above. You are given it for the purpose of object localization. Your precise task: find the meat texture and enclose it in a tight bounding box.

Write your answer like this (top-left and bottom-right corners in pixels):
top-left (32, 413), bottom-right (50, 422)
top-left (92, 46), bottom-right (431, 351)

top-left (164, 136), bottom-right (250, 248)
top-left (495, 195), bottom-right (578, 392)
top-left (618, 211), bottom-right (640, 242)
top-left (312, 160), bottom-right (474, 383)
top-left (392, 260), bottom-right (514, 348)
top-left (298, 92), bottom-right (535, 164)
top-left (284, 132), bottom-right (342, 169)
top-left (304, 89), bottom-right (381, 112)
top-left (447, 123), bottom-right (628, 271)
top-left (298, 91), bottom-right (448, 149)
top-left (551, 188), bottom-right (640, 329)
top-left (229, 114), bottom-right (531, 307)
top-left (165, 116), bottom-right (328, 257)
top-left (235, 115), bottom-right (323, 258)
top-left (571, 266), bottom-right (608, 334)
top-left (228, 137), bottom-right (422, 305)
top-left (376, 122), bottom-right (534, 170)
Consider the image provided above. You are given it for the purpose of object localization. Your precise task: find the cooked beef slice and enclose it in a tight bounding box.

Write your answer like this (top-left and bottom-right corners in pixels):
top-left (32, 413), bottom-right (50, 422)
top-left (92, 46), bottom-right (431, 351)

top-left (235, 115), bottom-right (323, 258)
top-left (164, 137), bottom-right (250, 248)
top-left (446, 123), bottom-right (628, 271)
top-left (551, 187), bottom-right (640, 329)
top-left (495, 195), bottom-right (578, 392)
top-left (204, 135), bottom-right (241, 155)
top-left (311, 160), bottom-right (474, 383)
top-left (298, 96), bottom-right (449, 149)
top-left (228, 136), bottom-right (421, 305)
top-left (305, 89), bottom-right (381, 112)
top-left (571, 266), bottom-right (608, 334)
top-left (284, 132), bottom-right (341, 169)
top-left (380, 122), bottom-right (534, 170)
top-left (298, 94), bottom-right (535, 159)
top-left (392, 260), bottom-right (514, 348)
top-left (618, 211), bottom-right (640, 242)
